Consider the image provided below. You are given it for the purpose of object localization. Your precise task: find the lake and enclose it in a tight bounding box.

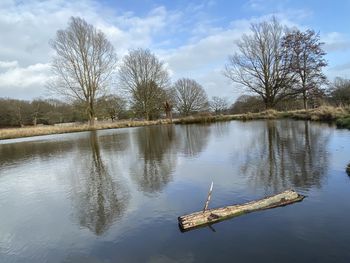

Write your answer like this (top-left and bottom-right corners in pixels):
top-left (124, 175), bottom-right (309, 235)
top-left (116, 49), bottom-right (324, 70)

top-left (0, 120), bottom-right (350, 263)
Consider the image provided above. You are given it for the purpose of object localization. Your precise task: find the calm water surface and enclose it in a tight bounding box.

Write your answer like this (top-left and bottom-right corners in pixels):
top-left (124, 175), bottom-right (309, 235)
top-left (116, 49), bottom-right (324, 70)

top-left (0, 120), bottom-right (350, 263)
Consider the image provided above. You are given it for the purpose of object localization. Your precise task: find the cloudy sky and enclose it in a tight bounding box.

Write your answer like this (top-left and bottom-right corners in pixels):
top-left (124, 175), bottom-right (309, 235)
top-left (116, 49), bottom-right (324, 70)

top-left (0, 0), bottom-right (350, 102)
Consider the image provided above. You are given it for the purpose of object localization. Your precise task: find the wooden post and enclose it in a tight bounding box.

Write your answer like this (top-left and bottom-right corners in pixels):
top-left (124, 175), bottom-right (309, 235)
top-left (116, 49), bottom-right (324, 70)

top-left (203, 181), bottom-right (213, 212)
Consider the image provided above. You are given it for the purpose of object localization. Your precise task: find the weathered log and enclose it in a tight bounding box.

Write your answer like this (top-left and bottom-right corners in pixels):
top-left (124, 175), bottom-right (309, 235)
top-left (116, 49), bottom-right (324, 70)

top-left (178, 189), bottom-right (305, 231)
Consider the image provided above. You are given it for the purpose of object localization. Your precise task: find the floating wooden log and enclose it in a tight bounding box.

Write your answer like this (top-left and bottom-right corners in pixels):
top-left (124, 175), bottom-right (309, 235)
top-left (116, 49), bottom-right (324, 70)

top-left (178, 189), bottom-right (305, 231)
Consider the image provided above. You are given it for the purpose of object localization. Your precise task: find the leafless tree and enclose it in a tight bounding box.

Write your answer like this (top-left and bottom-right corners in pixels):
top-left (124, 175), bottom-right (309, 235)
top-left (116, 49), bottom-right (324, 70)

top-left (210, 96), bottom-right (229, 114)
top-left (282, 29), bottom-right (328, 109)
top-left (224, 17), bottom-right (296, 109)
top-left (49, 17), bottom-right (117, 126)
top-left (118, 48), bottom-right (170, 120)
top-left (230, 95), bottom-right (265, 114)
top-left (329, 77), bottom-right (350, 106)
top-left (171, 78), bottom-right (209, 116)
top-left (96, 94), bottom-right (126, 121)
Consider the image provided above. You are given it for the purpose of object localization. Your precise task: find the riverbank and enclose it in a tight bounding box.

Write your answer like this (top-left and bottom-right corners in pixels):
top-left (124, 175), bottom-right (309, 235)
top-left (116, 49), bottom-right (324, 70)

top-left (1, 106), bottom-right (349, 140)
top-left (0, 119), bottom-right (173, 140)
top-left (178, 106), bottom-right (350, 127)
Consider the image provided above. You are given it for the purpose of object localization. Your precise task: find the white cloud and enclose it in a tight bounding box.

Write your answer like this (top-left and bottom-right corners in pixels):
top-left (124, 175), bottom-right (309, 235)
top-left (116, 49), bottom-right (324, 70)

top-left (322, 32), bottom-right (350, 52)
top-left (0, 62), bottom-right (51, 99)
top-left (0, 60), bottom-right (18, 70)
top-left (157, 27), bottom-right (244, 102)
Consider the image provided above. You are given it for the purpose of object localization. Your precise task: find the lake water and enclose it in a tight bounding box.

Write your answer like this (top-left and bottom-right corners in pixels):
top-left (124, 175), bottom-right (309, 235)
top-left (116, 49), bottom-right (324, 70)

top-left (0, 120), bottom-right (350, 263)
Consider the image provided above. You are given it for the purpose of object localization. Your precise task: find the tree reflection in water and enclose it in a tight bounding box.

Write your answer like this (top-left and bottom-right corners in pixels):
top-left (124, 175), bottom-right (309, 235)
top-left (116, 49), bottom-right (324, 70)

top-left (182, 124), bottom-right (211, 157)
top-left (241, 120), bottom-right (330, 192)
top-left (130, 124), bottom-right (212, 194)
top-left (71, 131), bottom-right (129, 235)
top-left (211, 122), bottom-right (230, 139)
top-left (131, 125), bottom-right (178, 193)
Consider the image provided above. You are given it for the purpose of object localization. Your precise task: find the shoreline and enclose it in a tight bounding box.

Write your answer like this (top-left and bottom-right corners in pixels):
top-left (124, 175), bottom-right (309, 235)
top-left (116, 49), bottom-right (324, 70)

top-left (177, 106), bottom-right (350, 128)
top-left (1, 106), bottom-right (349, 140)
top-left (0, 119), bottom-right (174, 141)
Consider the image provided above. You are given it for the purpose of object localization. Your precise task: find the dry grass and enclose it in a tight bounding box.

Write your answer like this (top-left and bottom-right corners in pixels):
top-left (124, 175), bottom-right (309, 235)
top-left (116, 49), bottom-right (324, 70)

top-left (177, 109), bottom-right (280, 124)
top-left (287, 106), bottom-right (349, 121)
top-left (177, 106), bottom-right (350, 126)
top-left (0, 119), bottom-right (173, 140)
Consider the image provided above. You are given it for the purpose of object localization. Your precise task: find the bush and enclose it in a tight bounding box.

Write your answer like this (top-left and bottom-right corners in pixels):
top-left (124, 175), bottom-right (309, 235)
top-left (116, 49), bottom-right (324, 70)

top-left (336, 117), bottom-right (350, 129)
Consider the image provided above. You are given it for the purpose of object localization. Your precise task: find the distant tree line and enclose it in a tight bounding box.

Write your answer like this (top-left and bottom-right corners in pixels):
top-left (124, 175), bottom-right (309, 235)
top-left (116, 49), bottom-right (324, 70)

top-left (0, 96), bottom-right (129, 128)
top-left (0, 98), bottom-right (78, 127)
top-left (230, 77), bottom-right (350, 114)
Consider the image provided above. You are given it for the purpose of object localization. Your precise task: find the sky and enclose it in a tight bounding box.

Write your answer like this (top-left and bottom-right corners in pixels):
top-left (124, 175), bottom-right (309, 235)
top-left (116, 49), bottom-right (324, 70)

top-left (0, 0), bottom-right (349, 103)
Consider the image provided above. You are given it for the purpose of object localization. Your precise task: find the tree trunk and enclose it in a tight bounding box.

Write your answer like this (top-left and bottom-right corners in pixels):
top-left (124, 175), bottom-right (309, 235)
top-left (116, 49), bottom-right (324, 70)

top-left (89, 116), bottom-right (95, 126)
top-left (88, 101), bottom-right (95, 127)
top-left (264, 97), bottom-right (275, 110)
top-left (178, 189), bottom-right (305, 231)
top-left (88, 110), bottom-right (95, 127)
top-left (303, 91), bottom-right (308, 110)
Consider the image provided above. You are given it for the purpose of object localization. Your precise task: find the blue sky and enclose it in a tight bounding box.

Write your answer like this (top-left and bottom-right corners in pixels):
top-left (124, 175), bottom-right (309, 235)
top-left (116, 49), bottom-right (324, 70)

top-left (0, 0), bottom-right (349, 102)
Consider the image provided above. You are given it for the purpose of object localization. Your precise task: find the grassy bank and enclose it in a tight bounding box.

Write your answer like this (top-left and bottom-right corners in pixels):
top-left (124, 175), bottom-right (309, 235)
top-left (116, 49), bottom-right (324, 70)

top-left (177, 106), bottom-right (350, 128)
top-left (1, 106), bottom-right (349, 140)
top-left (0, 119), bottom-right (173, 140)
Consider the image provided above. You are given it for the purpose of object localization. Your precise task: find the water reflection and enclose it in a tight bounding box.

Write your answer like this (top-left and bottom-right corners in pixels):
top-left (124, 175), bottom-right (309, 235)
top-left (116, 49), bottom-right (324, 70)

top-left (182, 124), bottom-right (211, 157)
top-left (2, 120), bottom-right (350, 262)
top-left (131, 125), bottom-right (178, 193)
top-left (0, 139), bottom-right (74, 168)
top-left (71, 131), bottom-right (129, 235)
top-left (241, 120), bottom-right (330, 192)
top-left (211, 122), bottom-right (230, 139)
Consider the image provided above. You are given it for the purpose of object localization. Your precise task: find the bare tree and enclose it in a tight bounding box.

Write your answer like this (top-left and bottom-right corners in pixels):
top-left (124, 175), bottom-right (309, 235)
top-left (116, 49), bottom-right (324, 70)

top-left (282, 29), bottom-right (327, 109)
top-left (49, 17), bottom-right (117, 126)
top-left (31, 99), bottom-right (50, 126)
top-left (230, 95), bottom-right (265, 114)
top-left (210, 96), bottom-right (229, 114)
top-left (118, 48), bottom-right (170, 120)
top-left (96, 94), bottom-right (126, 121)
top-left (224, 17), bottom-right (295, 109)
top-left (171, 78), bottom-right (209, 116)
top-left (329, 77), bottom-right (350, 106)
